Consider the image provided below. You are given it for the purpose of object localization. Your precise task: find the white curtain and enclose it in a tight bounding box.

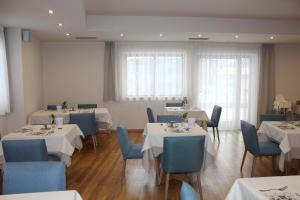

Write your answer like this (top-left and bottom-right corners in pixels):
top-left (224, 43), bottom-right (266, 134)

top-left (115, 42), bottom-right (192, 101)
top-left (193, 43), bottom-right (260, 129)
top-left (0, 27), bottom-right (10, 115)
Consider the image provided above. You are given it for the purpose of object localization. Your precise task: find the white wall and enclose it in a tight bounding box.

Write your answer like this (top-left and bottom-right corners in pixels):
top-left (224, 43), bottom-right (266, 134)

top-left (275, 44), bottom-right (300, 103)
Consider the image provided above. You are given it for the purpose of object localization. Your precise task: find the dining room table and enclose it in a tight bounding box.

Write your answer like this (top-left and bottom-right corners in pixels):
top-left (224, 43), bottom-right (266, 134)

top-left (258, 121), bottom-right (300, 171)
top-left (0, 124), bottom-right (84, 166)
top-left (142, 122), bottom-right (215, 173)
top-left (164, 106), bottom-right (209, 130)
top-left (226, 175), bottom-right (300, 200)
top-left (28, 108), bottom-right (113, 130)
top-left (0, 190), bottom-right (83, 200)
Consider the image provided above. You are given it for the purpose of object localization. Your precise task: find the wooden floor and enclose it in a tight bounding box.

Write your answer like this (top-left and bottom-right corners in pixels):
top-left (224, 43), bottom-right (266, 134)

top-left (67, 130), bottom-right (298, 200)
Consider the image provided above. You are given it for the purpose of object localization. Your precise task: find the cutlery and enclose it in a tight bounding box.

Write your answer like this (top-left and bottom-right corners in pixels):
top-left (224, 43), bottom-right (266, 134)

top-left (259, 185), bottom-right (288, 192)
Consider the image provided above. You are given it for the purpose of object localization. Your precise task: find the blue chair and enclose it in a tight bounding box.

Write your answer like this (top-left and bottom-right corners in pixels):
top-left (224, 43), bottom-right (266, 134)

top-left (116, 123), bottom-right (143, 180)
top-left (207, 105), bottom-right (222, 143)
top-left (3, 162), bottom-right (66, 194)
top-left (157, 115), bottom-right (183, 123)
top-left (181, 181), bottom-right (200, 200)
top-left (166, 102), bottom-right (183, 107)
top-left (2, 139), bottom-right (59, 162)
top-left (147, 107), bottom-right (155, 123)
top-left (78, 104), bottom-right (97, 109)
top-left (240, 120), bottom-right (281, 177)
top-left (159, 136), bottom-right (205, 200)
top-left (70, 113), bottom-right (98, 151)
top-left (260, 114), bottom-right (287, 123)
top-left (47, 105), bottom-right (57, 110)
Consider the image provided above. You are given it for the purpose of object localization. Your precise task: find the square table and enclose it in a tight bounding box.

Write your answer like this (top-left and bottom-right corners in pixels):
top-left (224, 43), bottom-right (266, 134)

top-left (28, 108), bottom-right (113, 129)
top-left (164, 107), bottom-right (209, 130)
top-left (0, 190), bottom-right (83, 200)
top-left (258, 121), bottom-right (300, 171)
top-left (142, 123), bottom-right (215, 172)
top-left (0, 124), bottom-right (84, 166)
top-left (226, 176), bottom-right (300, 200)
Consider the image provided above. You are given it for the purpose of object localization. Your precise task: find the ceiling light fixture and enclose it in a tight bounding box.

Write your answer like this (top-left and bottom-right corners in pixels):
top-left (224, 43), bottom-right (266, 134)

top-left (198, 34), bottom-right (202, 38)
top-left (235, 35), bottom-right (239, 39)
top-left (159, 33), bottom-right (163, 37)
top-left (48, 9), bottom-right (54, 15)
top-left (270, 36), bottom-right (274, 40)
top-left (65, 33), bottom-right (70, 36)
top-left (58, 23), bottom-right (63, 27)
top-left (120, 33), bottom-right (124, 37)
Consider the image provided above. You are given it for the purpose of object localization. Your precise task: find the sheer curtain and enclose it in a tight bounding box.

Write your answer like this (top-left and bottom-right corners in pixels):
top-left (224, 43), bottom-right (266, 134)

top-left (193, 43), bottom-right (260, 130)
top-left (115, 42), bottom-right (191, 101)
top-left (0, 27), bottom-right (10, 115)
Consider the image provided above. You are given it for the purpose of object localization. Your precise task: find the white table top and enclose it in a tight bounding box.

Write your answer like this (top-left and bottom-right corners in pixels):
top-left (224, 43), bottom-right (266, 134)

top-left (226, 176), bottom-right (300, 200)
top-left (258, 121), bottom-right (300, 171)
top-left (0, 190), bottom-right (83, 200)
top-left (164, 107), bottom-right (209, 121)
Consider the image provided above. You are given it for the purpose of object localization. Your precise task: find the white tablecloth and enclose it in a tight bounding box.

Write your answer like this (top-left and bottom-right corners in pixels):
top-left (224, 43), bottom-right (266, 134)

top-left (0, 190), bottom-right (83, 200)
top-left (142, 123), bottom-right (215, 171)
top-left (28, 108), bottom-right (113, 128)
top-left (164, 107), bottom-right (209, 121)
top-left (0, 124), bottom-right (84, 166)
top-left (258, 121), bottom-right (300, 171)
top-left (226, 176), bottom-right (300, 200)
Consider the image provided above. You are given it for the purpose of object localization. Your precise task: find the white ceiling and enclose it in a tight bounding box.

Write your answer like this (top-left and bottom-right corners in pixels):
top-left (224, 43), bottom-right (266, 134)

top-left (0, 0), bottom-right (300, 43)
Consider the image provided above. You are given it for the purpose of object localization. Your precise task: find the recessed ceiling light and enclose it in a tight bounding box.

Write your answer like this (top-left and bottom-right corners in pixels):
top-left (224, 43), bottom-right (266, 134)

top-left (270, 36), bottom-right (274, 40)
top-left (235, 35), bottom-right (239, 39)
top-left (65, 33), bottom-right (70, 36)
top-left (48, 9), bottom-right (54, 15)
top-left (198, 34), bottom-right (202, 38)
top-left (159, 33), bottom-right (163, 37)
top-left (58, 23), bottom-right (63, 27)
top-left (120, 33), bottom-right (124, 37)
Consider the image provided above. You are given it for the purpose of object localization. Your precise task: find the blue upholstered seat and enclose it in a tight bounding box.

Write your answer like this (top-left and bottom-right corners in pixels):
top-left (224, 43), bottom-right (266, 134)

top-left (157, 115), bottom-right (183, 123)
top-left (2, 139), bottom-right (60, 162)
top-left (3, 162), bottom-right (66, 194)
top-left (180, 182), bottom-right (200, 200)
top-left (207, 105), bottom-right (222, 143)
top-left (240, 120), bottom-right (281, 176)
top-left (260, 114), bottom-right (287, 122)
top-left (147, 107), bottom-right (155, 123)
top-left (159, 136), bottom-right (205, 200)
top-left (47, 105), bottom-right (57, 110)
top-left (116, 123), bottom-right (143, 179)
top-left (70, 113), bottom-right (98, 151)
top-left (78, 104), bottom-right (97, 109)
top-left (166, 102), bottom-right (183, 107)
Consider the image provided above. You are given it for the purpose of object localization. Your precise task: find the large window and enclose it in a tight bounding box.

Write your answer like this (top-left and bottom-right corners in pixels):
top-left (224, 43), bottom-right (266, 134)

top-left (0, 27), bottom-right (10, 115)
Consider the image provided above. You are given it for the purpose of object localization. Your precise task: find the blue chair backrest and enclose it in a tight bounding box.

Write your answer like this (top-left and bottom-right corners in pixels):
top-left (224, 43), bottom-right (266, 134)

top-left (47, 105), bottom-right (57, 110)
top-left (116, 123), bottom-right (131, 159)
top-left (2, 139), bottom-right (49, 162)
top-left (78, 104), bottom-right (97, 109)
top-left (3, 162), bottom-right (66, 195)
top-left (180, 182), bottom-right (200, 200)
top-left (260, 114), bottom-right (287, 122)
top-left (166, 102), bottom-right (183, 107)
top-left (69, 113), bottom-right (98, 135)
top-left (163, 136), bottom-right (205, 173)
top-left (211, 105), bottom-right (222, 127)
top-left (147, 107), bottom-right (155, 123)
top-left (240, 120), bottom-right (260, 156)
top-left (157, 115), bottom-right (183, 123)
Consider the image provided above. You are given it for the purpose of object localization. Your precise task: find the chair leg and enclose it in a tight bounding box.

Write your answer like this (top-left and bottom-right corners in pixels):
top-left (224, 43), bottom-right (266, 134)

top-left (196, 173), bottom-right (204, 200)
top-left (240, 150), bottom-right (247, 172)
top-left (164, 173), bottom-right (170, 200)
top-left (155, 158), bottom-right (161, 185)
top-left (212, 127), bottom-right (215, 140)
top-left (251, 156), bottom-right (257, 177)
top-left (91, 135), bottom-right (97, 152)
top-left (216, 127), bottom-right (220, 143)
top-left (121, 159), bottom-right (126, 182)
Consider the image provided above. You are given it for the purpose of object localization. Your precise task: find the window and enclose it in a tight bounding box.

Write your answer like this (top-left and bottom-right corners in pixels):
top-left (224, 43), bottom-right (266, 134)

top-left (122, 52), bottom-right (186, 100)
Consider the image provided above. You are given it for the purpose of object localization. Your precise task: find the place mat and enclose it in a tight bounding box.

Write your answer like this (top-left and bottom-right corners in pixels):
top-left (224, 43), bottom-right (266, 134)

top-left (263, 191), bottom-right (300, 200)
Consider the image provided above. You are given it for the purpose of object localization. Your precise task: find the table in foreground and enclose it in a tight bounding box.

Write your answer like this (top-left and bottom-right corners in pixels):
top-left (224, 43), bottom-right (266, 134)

top-left (142, 123), bottom-right (215, 171)
top-left (226, 175), bottom-right (300, 200)
top-left (0, 124), bottom-right (84, 166)
top-left (28, 108), bottom-right (113, 129)
top-left (258, 121), bottom-right (300, 171)
top-left (0, 190), bottom-right (83, 200)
